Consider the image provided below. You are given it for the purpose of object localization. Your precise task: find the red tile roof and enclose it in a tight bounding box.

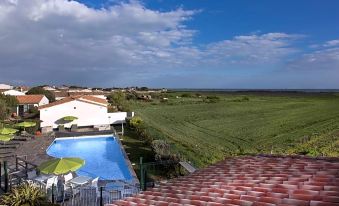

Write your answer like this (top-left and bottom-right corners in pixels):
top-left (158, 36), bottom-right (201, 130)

top-left (111, 155), bottom-right (339, 206)
top-left (16, 95), bottom-right (45, 104)
top-left (38, 95), bottom-right (107, 109)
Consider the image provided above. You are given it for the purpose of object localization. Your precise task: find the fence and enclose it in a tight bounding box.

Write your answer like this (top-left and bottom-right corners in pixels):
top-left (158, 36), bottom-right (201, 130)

top-left (0, 156), bottom-right (37, 192)
top-left (45, 181), bottom-right (139, 206)
top-left (1, 156), bottom-right (189, 205)
top-left (137, 157), bottom-right (187, 191)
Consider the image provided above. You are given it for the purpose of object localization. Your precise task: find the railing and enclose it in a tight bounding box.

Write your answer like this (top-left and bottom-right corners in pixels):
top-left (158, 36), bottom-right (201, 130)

top-left (0, 156), bottom-right (39, 192)
top-left (16, 155), bottom-right (38, 171)
top-left (44, 182), bottom-right (140, 206)
top-left (137, 158), bottom-right (188, 191)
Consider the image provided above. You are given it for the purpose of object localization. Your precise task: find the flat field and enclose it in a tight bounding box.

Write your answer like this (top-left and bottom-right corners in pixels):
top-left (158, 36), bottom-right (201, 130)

top-left (131, 92), bottom-right (339, 167)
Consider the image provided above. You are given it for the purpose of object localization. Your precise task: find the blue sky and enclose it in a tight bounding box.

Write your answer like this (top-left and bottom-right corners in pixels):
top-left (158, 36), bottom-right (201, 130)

top-left (78, 0), bottom-right (339, 44)
top-left (0, 0), bottom-right (338, 88)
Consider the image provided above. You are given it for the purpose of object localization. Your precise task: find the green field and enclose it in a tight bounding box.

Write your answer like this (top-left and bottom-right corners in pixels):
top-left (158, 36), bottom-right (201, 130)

top-left (130, 92), bottom-right (339, 167)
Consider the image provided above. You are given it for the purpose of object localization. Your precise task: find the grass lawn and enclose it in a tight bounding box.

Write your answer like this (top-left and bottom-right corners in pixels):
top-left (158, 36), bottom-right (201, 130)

top-left (120, 128), bottom-right (182, 182)
top-left (120, 128), bottom-right (154, 164)
top-left (131, 92), bottom-right (339, 167)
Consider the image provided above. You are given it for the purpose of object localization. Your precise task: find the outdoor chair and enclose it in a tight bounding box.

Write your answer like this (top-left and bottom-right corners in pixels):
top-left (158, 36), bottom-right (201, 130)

top-left (58, 125), bottom-right (65, 132)
top-left (89, 177), bottom-right (102, 203)
top-left (27, 170), bottom-right (37, 179)
top-left (91, 177), bottom-right (99, 188)
top-left (64, 173), bottom-right (73, 184)
top-left (70, 124), bottom-right (78, 132)
top-left (25, 170), bottom-right (38, 184)
top-left (21, 131), bottom-right (35, 139)
top-left (44, 176), bottom-right (58, 191)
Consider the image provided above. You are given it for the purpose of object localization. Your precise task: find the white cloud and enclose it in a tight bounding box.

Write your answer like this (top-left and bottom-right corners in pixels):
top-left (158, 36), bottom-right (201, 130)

top-left (324, 40), bottom-right (339, 47)
top-left (288, 45), bottom-right (339, 71)
top-left (203, 33), bottom-right (300, 66)
top-left (1, 0), bottom-right (333, 88)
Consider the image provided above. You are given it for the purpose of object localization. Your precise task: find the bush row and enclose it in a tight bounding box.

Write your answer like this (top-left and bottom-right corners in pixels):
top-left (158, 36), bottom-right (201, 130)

top-left (127, 116), bottom-right (180, 162)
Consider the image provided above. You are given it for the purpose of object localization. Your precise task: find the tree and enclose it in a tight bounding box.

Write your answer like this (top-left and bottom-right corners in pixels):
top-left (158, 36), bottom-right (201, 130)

top-left (26, 87), bottom-right (55, 102)
top-left (0, 99), bottom-right (8, 121)
top-left (107, 91), bottom-right (131, 111)
top-left (139, 87), bottom-right (148, 91)
top-left (0, 93), bottom-right (18, 121)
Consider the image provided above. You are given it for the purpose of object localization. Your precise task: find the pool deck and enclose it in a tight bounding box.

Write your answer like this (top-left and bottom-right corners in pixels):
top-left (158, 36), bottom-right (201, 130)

top-left (8, 130), bottom-right (115, 166)
top-left (7, 130), bottom-right (139, 187)
top-left (7, 134), bottom-right (55, 166)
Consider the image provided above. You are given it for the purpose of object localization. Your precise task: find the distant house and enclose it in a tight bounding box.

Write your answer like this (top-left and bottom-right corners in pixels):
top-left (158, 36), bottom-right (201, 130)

top-left (43, 86), bottom-right (56, 91)
top-left (53, 90), bottom-right (108, 101)
top-left (0, 84), bottom-right (13, 90)
top-left (39, 95), bottom-right (133, 130)
top-left (15, 86), bottom-right (30, 93)
top-left (2, 89), bottom-right (25, 96)
top-left (16, 95), bottom-right (49, 116)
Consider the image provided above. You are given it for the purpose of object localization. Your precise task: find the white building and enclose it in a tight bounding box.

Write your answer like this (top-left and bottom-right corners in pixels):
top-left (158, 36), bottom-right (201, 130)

top-left (0, 84), bottom-right (13, 90)
top-left (16, 95), bottom-right (49, 116)
top-left (2, 89), bottom-right (25, 96)
top-left (39, 95), bottom-right (132, 129)
top-left (43, 86), bottom-right (56, 91)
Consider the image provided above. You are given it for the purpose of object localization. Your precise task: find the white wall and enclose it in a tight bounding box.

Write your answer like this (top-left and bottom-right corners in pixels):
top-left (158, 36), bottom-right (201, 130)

top-left (0, 84), bottom-right (13, 90)
top-left (40, 100), bottom-right (108, 128)
top-left (2, 90), bottom-right (25, 96)
top-left (107, 112), bottom-right (133, 124)
top-left (39, 96), bottom-right (49, 106)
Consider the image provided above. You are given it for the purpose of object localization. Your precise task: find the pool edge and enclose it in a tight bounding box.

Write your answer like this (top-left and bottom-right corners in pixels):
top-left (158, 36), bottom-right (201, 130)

top-left (46, 134), bottom-right (140, 186)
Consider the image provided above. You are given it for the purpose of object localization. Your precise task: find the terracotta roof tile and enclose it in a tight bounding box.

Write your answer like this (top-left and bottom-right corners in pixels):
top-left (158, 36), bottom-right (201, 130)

top-left (38, 95), bottom-right (107, 109)
top-left (110, 155), bottom-right (339, 206)
top-left (16, 95), bottom-right (45, 104)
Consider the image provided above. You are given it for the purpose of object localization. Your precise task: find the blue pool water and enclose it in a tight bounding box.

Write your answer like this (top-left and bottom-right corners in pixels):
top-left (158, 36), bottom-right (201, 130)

top-left (47, 136), bottom-right (133, 181)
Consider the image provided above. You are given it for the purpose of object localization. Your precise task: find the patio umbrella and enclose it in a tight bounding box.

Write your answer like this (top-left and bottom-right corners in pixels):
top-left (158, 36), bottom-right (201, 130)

top-left (37, 157), bottom-right (85, 175)
top-left (15, 121), bottom-right (36, 128)
top-left (62, 116), bottom-right (78, 121)
top-left (0, 134), bottom-right (14, 142)
top-left (15, 121), bottom-right (36, 131)
top-left (0, 127), bottom-right (18, 135)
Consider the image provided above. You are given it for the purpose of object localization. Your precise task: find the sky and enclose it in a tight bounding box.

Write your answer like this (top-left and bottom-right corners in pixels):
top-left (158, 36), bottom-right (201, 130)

top-left (0, 0), bottom-right (338, 88)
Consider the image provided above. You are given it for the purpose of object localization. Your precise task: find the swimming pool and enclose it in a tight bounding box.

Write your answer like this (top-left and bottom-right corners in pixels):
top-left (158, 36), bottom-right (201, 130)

top-left (47, 136), bottom-right (133, 181)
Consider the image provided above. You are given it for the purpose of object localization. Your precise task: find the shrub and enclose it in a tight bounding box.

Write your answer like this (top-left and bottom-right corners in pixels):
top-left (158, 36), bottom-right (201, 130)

top-left (25, 119), bottom-right (41, 134)
top-left (107, 91), bottom-right (131, 112)
top-left (242, 96), bottom-right (250, 101)
top-left (28, 106), bottom-right (39, 114)
top-left (126, 92), bottom-right (137, 100)
top-left (0, 182), bottom-right (51, 206)
top-left (232, 96), bottom-right (250, 102)
top-left (151, 140), bottom-right (171, 161)
top-left (203, 95), bottom-right (220, 103)
top-left (129, 116), bottom-right (143, 128)
top-left (180, 93), bottom-right (193, 98)
top-left (0, 99), bottom-right (9, 120)
top-left (0, 93), bottom-right (18, 120)
top-left (206, 95), bottom-right (220, 100)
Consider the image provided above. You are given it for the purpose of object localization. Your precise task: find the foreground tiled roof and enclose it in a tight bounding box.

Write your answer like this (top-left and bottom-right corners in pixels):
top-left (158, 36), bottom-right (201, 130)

top-left (38, 95), bottom-right (108, 109)
top-left (16, 95), bottom-right (45, 104)
top-left (112, 155), bottom-right (339, 206)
